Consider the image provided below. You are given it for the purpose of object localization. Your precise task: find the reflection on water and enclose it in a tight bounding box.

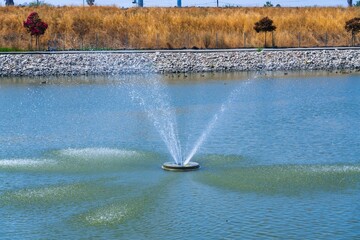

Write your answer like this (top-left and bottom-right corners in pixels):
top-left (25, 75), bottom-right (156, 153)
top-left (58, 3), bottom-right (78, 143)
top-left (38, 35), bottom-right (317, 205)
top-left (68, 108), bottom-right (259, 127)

top-left (0, 72), bottom-right (360, 239)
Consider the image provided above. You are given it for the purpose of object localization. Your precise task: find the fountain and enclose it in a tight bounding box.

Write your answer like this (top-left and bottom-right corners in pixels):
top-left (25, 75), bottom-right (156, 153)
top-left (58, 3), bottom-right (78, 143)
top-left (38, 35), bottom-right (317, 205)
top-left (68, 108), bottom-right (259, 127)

top-left (162, 161), bottom-right (200, 171)
top-left (129, 75), bottom-right (249, 172)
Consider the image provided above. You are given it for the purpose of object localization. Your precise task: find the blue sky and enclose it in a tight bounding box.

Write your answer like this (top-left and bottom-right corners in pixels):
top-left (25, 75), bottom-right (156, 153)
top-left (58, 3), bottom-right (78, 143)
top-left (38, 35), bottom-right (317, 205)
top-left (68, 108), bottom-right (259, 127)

top-left (2, 0), bottom-right (348, 7)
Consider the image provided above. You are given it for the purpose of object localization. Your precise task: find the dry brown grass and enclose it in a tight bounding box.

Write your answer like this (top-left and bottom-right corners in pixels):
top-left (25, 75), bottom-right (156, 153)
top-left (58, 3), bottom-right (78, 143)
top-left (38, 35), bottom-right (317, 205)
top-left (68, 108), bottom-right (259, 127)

top-left (0, 6), bottom-right (359, 50)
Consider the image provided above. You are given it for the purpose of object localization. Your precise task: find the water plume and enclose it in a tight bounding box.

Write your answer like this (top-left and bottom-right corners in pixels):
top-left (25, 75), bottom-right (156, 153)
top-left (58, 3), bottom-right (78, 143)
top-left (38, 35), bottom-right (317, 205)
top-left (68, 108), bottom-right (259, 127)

top-left (184, 81), bottom-right (251, 165)
top-left (129, 76), bottom-right (183, 164)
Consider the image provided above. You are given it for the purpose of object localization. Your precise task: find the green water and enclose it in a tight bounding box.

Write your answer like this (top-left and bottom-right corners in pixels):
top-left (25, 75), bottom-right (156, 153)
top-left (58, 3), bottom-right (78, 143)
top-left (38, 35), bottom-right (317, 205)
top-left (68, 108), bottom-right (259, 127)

top-left (0, 72), bottom-right (359, 239)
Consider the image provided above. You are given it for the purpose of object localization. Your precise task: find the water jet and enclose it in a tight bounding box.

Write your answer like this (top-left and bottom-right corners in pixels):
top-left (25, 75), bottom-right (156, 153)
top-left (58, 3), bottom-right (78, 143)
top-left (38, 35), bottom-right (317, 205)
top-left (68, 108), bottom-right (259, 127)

top-left (130, 76), bottom-right (249, 169)
top-left (162, 162), bottom-right (200, 171)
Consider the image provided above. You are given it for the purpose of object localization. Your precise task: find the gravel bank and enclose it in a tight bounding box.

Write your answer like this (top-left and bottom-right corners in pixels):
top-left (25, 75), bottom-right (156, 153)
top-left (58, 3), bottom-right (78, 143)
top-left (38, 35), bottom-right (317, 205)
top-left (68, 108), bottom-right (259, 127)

top-left (1, 49), bottom-right (360, 77)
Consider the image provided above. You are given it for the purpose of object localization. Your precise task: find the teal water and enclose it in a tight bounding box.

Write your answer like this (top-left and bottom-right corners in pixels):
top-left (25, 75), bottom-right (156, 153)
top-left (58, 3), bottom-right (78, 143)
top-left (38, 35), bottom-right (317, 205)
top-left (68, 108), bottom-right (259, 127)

top-left (0, 72), bottom-right (359, 239)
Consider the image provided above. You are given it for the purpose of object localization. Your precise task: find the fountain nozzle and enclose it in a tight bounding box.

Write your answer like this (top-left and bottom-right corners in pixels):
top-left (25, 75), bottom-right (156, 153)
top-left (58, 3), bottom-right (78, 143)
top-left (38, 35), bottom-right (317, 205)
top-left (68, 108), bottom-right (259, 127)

top-left (162, 162), bottom-right (200, 171)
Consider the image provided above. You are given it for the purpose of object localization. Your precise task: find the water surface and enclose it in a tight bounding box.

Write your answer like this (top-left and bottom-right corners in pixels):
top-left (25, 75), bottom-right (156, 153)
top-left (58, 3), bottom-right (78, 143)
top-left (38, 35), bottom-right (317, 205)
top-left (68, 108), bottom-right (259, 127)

top-left (0, 72), bottom-right (359, 239)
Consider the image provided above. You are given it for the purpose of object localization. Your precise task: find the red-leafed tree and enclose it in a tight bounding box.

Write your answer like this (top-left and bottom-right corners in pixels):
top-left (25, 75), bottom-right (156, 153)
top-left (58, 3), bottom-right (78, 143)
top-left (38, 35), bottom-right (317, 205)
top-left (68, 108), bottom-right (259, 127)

top-left (23, 12), bottom-right (48, 50)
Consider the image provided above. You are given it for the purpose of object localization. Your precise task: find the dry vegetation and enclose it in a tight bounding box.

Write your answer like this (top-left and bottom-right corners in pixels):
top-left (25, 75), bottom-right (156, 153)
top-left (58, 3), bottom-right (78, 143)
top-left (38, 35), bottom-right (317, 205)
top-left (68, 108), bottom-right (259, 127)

top-left (0, 6), bottom-right (359, 50)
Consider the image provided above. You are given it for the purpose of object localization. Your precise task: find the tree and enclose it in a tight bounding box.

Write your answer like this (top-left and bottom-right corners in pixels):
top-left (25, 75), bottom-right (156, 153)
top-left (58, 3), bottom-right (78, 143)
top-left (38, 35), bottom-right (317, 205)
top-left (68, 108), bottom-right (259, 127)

top-left (355, 0), bottom-right (360, 6)
top-left (254, 16), bottom-right (277, 47)
top-left (347, 0), bottom-right (353, 6)
top-left (5, 0), bottom-right (14, 6)
top-left (264, 1), bottom-right (273, 7)
top-left (345, 17), bottom-right (360, 46)
top-left (23, 12), bottom-right (48, 50)
top-left (72, 16), bottom-right (91, 49)
top-left (86, 0), bottom-right (94, 6)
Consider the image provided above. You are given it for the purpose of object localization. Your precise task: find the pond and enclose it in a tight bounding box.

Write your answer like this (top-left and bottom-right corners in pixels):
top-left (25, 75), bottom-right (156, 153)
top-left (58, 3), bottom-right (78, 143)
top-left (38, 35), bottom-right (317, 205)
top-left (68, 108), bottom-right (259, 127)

top-left (0, 72), bottom-right (359, 239)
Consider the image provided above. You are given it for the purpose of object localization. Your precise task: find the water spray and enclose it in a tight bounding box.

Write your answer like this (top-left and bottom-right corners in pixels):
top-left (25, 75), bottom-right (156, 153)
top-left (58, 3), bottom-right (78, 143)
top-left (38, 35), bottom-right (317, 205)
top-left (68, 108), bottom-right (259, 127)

top-left (129, 74), bottom-right (253, 172)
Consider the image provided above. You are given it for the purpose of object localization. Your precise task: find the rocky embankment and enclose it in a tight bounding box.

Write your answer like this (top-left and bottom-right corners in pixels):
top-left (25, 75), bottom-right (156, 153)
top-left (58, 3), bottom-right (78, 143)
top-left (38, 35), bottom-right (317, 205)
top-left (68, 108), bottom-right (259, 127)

top-left (0, 49), bottom-right (360, 77)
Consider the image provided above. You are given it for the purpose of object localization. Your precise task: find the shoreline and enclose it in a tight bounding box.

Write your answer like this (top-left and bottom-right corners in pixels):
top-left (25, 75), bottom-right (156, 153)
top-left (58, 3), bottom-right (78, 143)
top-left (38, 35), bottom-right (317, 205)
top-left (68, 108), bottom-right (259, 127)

top-left (0, 70), bottom-right (357, 85)
top-left (1, 49), bottom-right (360, 77)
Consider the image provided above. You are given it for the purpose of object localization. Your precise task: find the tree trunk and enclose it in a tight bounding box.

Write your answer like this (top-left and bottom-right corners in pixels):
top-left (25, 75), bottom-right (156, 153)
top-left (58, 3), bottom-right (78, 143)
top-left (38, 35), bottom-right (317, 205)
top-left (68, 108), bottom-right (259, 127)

top-left (29, 36), bottom-right (33, 50)
top-left (264, 32), bottom-right (267, 48)
top-left (36, 36), bottom-right (39, 50)
top-left (347, 0), bottom-right (353, 7)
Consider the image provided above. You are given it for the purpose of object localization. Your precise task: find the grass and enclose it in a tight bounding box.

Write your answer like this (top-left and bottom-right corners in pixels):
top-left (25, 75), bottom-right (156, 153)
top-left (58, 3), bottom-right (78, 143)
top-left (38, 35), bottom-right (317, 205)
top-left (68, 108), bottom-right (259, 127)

top-left (0, 6), bottom-right (359, 50)
top-left (0, 47), bottom-right (22, 52)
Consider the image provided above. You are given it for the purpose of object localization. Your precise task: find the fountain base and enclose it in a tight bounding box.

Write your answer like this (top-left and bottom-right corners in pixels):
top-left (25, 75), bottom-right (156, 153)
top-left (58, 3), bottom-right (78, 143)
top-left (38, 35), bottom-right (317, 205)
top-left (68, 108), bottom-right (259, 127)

top-left (162, 162), bottom-right (200, 171)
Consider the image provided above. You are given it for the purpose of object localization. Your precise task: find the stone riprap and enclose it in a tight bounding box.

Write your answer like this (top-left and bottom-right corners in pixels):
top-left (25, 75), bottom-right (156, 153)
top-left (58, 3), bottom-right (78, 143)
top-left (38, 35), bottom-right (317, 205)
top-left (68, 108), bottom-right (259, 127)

top-left (0, 49), bottom-right (360, 77)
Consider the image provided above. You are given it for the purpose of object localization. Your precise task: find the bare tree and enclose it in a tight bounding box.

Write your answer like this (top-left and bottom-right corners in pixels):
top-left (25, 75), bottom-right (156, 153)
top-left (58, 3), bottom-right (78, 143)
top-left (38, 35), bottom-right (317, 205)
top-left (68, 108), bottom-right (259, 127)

top-left (347, 0), bottom-right (353, 6)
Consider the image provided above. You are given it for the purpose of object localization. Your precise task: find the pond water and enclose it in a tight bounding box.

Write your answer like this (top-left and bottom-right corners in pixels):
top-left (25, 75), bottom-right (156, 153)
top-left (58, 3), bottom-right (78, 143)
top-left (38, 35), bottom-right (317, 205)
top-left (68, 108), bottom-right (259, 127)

top-left (0, 72), bottom-right (359, 239)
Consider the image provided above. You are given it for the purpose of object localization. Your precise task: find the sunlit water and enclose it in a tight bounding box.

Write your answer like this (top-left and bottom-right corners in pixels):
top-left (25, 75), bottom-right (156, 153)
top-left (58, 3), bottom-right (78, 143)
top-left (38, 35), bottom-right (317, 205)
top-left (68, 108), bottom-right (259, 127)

top-left (0, 72), bottom-right (359, 239)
